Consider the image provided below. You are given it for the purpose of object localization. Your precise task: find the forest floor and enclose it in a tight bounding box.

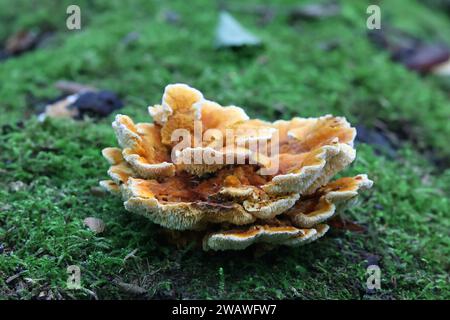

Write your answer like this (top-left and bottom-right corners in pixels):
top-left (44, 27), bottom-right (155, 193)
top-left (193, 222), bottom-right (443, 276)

top-left (0, 0), bottom-right (449, 299)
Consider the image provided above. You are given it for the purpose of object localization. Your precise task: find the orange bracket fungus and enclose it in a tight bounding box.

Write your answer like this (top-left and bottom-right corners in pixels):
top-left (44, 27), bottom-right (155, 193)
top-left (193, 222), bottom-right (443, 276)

top-left (100, 84), bottom-right (373, 251)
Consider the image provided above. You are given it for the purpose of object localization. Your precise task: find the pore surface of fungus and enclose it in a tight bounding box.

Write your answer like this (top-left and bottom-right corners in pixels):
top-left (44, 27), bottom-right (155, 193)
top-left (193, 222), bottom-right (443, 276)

top-left (100, 83), bottom-right (373, 251)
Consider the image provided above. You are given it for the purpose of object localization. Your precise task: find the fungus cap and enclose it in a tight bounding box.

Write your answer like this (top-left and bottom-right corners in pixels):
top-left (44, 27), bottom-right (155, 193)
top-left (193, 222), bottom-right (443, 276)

top-left (100, 83), bottom-right (373, 251)
top-left (121, 176), bottom-right (299, 230)
top-left (287, 174), bottom-right (373, 228)
top-left (203, 224), bottom-right (330, 251)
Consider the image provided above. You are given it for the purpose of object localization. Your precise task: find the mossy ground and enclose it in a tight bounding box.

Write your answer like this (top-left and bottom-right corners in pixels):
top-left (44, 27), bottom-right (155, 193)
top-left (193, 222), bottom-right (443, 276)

top-left (0, 0), bottom-right (449, 299)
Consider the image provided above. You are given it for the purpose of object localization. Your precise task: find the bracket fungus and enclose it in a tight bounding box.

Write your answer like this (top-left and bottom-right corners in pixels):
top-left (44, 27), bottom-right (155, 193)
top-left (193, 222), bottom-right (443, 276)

top-left (100, 83), bottom-right (373, 251)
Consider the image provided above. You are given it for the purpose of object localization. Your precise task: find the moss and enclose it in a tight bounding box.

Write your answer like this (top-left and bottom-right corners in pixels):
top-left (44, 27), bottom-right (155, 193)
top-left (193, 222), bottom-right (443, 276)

top-left (0, 0), bottom-right (449, 299)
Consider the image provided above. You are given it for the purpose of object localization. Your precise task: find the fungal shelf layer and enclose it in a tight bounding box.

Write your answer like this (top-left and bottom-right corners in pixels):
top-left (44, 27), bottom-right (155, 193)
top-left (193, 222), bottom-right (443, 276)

top-left (100, 84), bottom-right (373, 251)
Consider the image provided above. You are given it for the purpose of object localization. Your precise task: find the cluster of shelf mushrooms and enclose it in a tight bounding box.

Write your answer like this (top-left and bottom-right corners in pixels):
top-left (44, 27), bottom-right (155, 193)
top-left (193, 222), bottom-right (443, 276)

top-left (99, 84), bottom-right (373, 251)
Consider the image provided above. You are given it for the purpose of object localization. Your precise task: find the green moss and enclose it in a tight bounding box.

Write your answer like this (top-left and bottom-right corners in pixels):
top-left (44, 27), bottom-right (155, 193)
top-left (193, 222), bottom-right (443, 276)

top-left (0, 118), bottom-right (448, 299)
top-left (0, 0), bottom-right (449, 299)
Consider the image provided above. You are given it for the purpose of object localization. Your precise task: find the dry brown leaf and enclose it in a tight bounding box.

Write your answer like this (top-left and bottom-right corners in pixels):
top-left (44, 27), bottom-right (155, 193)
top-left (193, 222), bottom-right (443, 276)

top-left (83, 217), bottom-right (105, 234)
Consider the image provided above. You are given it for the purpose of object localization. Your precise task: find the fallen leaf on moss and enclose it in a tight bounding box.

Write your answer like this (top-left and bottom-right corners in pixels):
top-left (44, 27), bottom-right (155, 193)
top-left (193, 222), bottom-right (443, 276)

top-left (114, 280), bottom-right (147, 295)
top-left (328, 216), bottom-right (367, 233)
top-left (4, 30), bottom-right (40, 55)
top-left (215, 11), bottom-right (262, 48)
top-left (0, 30), bottom-right (55, 61)
top-left (73, 91), bottom-right (123, 118)
top-left (83, 217), bottom-right (105, 234)
top-left (432, 59), bottom-right (450, 76)
top-left (368, 27), bottom-right (450, 74)
top-left (39, 90), bottom-right (123, 121)
top-left (54, 80), bottom-right (98, 95)
top-left (38, 94), bottom-right (79, 120)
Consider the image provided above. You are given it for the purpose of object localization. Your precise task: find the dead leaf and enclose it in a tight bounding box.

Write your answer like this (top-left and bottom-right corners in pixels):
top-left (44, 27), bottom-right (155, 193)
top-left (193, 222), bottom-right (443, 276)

top-left (403, 45), bottom-right (450, 73)
top-left (38, 90), bottom-right (123, 121)
top-left (54, 80), bottom-right (98, 95)
top-left (432, 59), bottom-right (450, 76)
top-left (329, 216), bottom-right (367, 233)
top-left (38, 94), bottom-right (79, 121)
top-left (5, 30), bottom-right (39, 54)
top-left (215, 11), bottom-right (262, 48)
top-left (83, 217), bottom-right (105, 234)
top-left (368, 27), bottom-right (450, 74)
top-left (114, 280), bottom-right (147, 295)
top-left (72, 91), bottom-right (123, 118)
